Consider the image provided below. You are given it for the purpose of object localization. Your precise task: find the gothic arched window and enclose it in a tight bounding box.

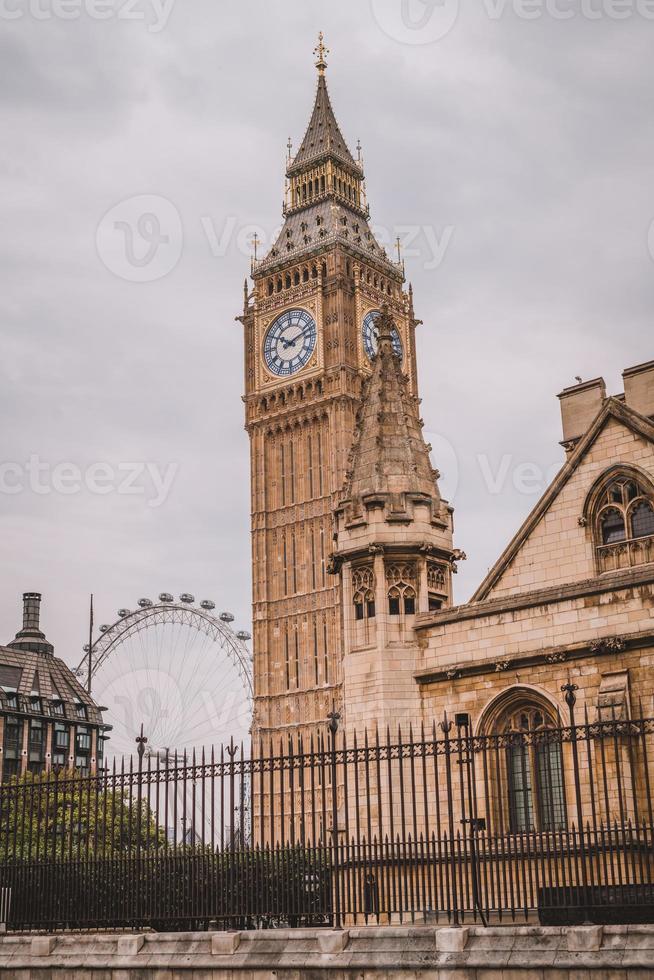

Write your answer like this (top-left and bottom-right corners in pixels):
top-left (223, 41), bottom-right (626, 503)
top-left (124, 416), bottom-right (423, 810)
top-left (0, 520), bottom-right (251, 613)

top-left (427, 562), bottom-right (448, 611)
top-left (601, 508), bottom-right (626, 545)
top-left (633, 500), bottom-right (654, 538)
top-left (352, 566), bottom-right (376, 621)
top-left (590, 470), bottom-right (654, 572)
top-left (386, 563), bottom-right (417, 617)
top-left (502, 705), bottom-right (566, 833)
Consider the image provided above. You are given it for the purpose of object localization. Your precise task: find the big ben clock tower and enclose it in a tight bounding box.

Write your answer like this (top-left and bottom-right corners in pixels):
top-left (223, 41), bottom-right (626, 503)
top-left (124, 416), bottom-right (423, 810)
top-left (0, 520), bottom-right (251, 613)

top-left (239, 36), bottom-right (422, 740)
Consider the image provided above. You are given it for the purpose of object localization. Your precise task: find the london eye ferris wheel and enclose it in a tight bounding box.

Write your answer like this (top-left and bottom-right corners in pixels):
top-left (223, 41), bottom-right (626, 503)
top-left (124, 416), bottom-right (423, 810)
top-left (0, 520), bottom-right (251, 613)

top-left (75, 593), bottom-right (253, 762)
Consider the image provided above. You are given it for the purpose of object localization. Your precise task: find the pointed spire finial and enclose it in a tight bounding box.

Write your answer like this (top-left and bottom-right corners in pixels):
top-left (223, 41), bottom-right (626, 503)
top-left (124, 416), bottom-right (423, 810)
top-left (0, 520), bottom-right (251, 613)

top-left (287, 136), bottom-right (293, 162)
top-left (249, 232), bottom-right (259, 273)
top-left (314, 31), bottom-right (329, 75)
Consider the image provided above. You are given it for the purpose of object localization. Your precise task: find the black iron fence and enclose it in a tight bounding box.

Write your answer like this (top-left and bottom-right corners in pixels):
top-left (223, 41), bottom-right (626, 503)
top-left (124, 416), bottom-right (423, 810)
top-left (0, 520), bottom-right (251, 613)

top-left (1, 687), bottom-right (654, 931)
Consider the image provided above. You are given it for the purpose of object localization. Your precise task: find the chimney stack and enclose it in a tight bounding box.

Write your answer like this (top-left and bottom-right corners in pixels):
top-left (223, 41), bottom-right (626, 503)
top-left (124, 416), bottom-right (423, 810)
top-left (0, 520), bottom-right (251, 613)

top-left (22, 592), bottom-right (42, 632)
top-left (558, 377), bottom-right (606, 455)
top-left (8, 592), bottom-right (54, 657)
top-left (623, 360), bottom-right (654, 420)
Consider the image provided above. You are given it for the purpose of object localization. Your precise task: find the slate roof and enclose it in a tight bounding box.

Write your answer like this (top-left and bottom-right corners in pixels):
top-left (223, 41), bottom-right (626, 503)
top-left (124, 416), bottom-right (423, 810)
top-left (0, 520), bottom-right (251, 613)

top-left (256, 199), bottom-right (399, 277)
top-left (288, 74), bottom-right (360, 174)
top-left (0, 642), bottom-right (104, 725)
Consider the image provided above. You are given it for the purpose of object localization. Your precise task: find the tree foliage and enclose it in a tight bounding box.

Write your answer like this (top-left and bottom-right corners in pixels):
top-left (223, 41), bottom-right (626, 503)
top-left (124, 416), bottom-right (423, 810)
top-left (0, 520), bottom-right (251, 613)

top-left (0, 768), bottom-right (166, 860)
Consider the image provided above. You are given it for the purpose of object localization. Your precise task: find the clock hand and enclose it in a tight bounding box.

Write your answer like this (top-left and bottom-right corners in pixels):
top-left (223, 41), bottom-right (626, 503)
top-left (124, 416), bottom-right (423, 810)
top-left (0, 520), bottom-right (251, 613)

top-left (280, 328), bottom-right (308, 350)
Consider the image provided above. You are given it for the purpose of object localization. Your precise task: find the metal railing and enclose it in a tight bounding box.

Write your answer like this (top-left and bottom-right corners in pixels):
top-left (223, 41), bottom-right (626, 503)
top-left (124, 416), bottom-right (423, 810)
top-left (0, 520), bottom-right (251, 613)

top-left (1, 685), bottom-right (653, 931)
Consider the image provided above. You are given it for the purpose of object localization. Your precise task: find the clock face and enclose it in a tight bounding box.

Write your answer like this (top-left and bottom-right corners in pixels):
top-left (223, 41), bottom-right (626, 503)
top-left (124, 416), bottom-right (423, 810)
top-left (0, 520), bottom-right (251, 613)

top-left (362, 310), bottom-right (403, 362)
top-left (263, 308), bottom-right (317, 377)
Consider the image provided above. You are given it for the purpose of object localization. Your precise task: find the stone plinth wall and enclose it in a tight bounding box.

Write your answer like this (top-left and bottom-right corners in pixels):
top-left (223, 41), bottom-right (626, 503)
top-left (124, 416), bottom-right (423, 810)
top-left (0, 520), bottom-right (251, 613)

top-left (1, 924), bottom-right (654, 977)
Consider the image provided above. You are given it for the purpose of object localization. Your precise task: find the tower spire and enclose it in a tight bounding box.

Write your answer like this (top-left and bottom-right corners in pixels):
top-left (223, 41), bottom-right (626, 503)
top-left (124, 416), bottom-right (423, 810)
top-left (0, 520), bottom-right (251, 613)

top-left (314, 31), bottom-right (329, 75)
top-left (340, 305), bottom-right (439, 507)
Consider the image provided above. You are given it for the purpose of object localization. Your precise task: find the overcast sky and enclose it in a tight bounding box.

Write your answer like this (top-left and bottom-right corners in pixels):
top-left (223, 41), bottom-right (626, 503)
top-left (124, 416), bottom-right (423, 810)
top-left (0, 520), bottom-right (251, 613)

top-left (1, 1), bottom-right (653, 697)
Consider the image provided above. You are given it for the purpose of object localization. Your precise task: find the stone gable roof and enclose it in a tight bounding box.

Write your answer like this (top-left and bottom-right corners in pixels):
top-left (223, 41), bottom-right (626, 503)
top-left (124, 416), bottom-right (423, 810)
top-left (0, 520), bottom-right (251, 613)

top-left (472, 396), bottom-right (654, 602)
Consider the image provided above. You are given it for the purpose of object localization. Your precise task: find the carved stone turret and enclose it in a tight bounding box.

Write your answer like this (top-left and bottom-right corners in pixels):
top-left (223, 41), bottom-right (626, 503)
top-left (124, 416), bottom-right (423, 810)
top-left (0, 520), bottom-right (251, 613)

top-left (332, 307), bottom-right (457, 733)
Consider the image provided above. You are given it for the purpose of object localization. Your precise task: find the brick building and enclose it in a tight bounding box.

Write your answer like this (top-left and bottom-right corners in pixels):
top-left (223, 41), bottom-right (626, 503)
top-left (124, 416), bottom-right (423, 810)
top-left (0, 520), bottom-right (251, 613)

top-left (241, 41), bottom-right (654, 836)
top-left (0, 593), bottom-right (108, 781)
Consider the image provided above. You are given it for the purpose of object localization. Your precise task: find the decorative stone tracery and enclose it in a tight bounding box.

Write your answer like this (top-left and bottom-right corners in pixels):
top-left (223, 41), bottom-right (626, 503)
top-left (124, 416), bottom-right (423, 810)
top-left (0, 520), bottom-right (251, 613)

top-left (385, 562), bottom-right (417, 616)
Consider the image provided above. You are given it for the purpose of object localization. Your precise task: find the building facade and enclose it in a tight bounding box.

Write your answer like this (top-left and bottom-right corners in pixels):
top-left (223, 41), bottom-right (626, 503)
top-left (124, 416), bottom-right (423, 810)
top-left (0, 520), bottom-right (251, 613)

top-left (240, 38), bottom-right (423, 740)
top-left (0, 593), bottom-right (107, 781)
top-left (242, 42), bottom-right (654, 820)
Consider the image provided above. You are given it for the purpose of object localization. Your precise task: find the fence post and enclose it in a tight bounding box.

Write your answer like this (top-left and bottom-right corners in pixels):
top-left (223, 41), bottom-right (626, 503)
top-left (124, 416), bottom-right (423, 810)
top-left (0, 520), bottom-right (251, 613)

top-left (441, 715), bottom-right (460, 927)
top-left (328, 706), bottom-right (341, 930)
top-left (458, 716), bottom-right (487, 928)
top-left (135, 724), bottom-right (148, 926)
top-left (562, 682), bottom-right (591, 920)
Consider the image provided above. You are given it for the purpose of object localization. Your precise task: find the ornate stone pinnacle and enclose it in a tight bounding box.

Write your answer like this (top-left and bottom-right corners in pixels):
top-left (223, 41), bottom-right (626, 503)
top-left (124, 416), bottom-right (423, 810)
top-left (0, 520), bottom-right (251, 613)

top-left (375, 304), bottom-right (397, 355)
top-left (314, 32), bottom-right (329, 75)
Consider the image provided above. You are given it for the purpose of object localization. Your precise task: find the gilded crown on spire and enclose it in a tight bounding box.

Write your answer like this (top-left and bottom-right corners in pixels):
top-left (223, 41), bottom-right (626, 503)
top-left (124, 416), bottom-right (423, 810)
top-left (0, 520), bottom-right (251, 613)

top-left (314, 31), bottom-right (329, 75)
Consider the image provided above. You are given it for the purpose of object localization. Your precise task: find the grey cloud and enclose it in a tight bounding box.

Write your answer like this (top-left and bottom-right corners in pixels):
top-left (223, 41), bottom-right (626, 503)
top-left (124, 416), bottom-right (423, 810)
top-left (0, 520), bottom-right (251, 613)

top-left (0, 0), bottom-right (652, 686)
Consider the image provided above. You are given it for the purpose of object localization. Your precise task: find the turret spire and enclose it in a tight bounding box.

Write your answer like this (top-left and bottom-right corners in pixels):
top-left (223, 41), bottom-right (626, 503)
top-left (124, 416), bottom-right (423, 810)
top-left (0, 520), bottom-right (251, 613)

top-left (314, 31), bottom-right (329, 75)
top-left (340, 305), bottom-right (439, 507)
top-left (254, 44), bottom-right (403, 281)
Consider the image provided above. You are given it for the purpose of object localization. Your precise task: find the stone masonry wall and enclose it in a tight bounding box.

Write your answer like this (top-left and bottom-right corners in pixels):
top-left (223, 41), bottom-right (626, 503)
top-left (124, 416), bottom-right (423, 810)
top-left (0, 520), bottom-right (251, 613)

top-left (2, 924), bottom-right (654, 977)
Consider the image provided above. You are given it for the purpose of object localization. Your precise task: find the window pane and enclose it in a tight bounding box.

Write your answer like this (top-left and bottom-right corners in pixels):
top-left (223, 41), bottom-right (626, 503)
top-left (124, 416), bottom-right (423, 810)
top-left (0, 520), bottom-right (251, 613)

top-left (388, 596), bottom-right (400, 616)
top-left (632, 501), bottom-right (654, 539)
top-left (601, 509), bottom-right (626, 545)
top-left (536, 741), bottom-right (566, 831)
top-left (507, 742), bottom-right (534, 832)
top-left (626, 481), bottom-right (639, 502)
top-left (609, 484), bottom-right (623, 504)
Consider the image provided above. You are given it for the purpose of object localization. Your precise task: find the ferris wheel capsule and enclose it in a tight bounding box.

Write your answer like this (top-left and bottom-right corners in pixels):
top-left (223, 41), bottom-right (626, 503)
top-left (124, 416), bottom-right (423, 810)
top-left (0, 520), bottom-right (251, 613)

top-left (117, 609), bottom-right (131, 618)
top-left (236, 630), bottom-right (251, 641)
top-left (219, 611), bottom-right (235, 623)
top-left (83, 644), bottom-right (90, 653)
top-left (99, 624), bottom-right (111, 633)
top-left (159, 593), bottom-right (174, 603)
top-left (200, 599), bottom-right (215, 611)
top-left (179, 593), bottom-right (195, 604)
top-left (138, 598), bottom-right (153, 608)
